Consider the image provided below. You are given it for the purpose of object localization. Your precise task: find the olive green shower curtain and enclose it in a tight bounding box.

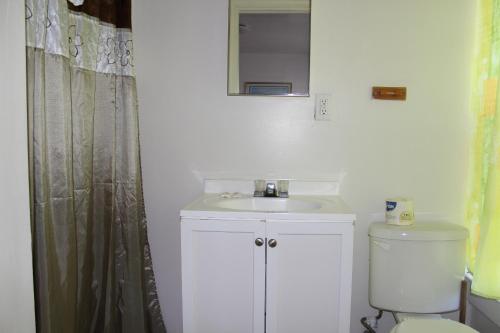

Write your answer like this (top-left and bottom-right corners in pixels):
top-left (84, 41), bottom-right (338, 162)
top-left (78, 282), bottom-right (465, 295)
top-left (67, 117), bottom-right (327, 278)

top-left (25, 0), bottom-right (166, 332)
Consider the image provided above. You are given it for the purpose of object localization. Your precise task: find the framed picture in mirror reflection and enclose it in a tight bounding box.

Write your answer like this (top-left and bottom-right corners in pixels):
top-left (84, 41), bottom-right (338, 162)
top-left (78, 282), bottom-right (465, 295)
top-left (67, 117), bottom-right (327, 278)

top-left (244, 82), bottom-right (292, 95)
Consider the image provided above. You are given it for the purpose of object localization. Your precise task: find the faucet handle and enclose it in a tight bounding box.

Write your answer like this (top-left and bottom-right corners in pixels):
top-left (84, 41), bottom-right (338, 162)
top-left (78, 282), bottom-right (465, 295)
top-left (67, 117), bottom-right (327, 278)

top-left (254, 179), bottom-right (265, 197)
top-left (277, 180), bottom-right (289, 198)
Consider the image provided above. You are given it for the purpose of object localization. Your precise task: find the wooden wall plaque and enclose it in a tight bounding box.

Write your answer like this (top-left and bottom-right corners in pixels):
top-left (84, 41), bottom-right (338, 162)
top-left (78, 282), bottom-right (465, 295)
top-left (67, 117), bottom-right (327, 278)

top-left (372, 87), bottom-right (407, 100)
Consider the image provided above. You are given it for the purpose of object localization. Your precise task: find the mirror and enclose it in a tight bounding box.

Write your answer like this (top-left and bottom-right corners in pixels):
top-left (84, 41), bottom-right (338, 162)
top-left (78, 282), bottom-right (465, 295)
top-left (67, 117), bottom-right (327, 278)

top-left (228, 0), bottom-right (311, 96)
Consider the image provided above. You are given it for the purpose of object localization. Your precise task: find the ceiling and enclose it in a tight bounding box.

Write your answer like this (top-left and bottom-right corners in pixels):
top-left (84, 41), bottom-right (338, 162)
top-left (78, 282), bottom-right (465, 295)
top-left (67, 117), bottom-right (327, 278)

top-left (239, 13), bottom-right (310, 54)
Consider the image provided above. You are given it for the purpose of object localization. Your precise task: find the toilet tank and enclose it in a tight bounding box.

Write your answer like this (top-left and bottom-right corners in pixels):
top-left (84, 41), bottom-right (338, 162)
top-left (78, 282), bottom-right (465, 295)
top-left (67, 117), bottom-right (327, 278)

top-left (369, 222), bottom-right (468, 313)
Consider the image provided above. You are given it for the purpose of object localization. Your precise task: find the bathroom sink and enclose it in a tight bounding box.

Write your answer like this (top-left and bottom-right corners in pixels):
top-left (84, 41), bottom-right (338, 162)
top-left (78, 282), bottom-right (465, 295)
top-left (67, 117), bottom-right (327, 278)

top-left (208, 197), bottom-right (322, 212)
top-left (182, 180), bottom-right (356, 220)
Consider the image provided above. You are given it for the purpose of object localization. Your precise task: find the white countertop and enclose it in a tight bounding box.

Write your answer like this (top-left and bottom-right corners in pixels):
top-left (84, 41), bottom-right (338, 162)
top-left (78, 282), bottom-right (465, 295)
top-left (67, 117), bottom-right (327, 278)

top-left (180, 193), bottom-right (356, 222)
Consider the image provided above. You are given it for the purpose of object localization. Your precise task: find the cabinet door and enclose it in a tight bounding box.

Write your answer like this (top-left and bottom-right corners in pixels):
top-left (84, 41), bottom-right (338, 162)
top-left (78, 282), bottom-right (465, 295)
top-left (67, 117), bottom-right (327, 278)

top-left (265, 221), bottom-right (353, 333)
top-left (181, 219), bottom-right (266, 333)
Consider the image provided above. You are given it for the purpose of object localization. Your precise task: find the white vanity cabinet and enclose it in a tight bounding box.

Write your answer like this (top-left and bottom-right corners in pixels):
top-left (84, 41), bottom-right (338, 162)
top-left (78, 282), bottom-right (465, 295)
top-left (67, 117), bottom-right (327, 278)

top-left (265, 219), bottom-right (353, 333)
top-left (181, 218), bottom-right (266, 333)
top-left (181, 216), bottom-right (354, 333)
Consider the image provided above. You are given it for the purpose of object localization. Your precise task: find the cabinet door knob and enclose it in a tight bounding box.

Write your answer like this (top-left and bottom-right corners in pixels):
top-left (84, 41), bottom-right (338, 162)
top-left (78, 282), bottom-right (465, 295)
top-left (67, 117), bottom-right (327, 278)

top-left (255, 238), bottom-right (264, 247)
top-left (268, 239), bottom-right (278, 248)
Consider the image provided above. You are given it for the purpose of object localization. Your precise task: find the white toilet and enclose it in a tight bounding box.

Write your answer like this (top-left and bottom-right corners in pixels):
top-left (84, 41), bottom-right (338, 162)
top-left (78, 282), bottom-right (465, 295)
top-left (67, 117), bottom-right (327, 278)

top-left (368, 222), bottom-right (478, 333)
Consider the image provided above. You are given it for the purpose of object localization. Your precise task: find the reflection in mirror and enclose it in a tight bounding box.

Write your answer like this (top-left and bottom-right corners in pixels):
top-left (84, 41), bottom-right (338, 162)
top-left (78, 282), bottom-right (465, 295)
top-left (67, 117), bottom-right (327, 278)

top-left (228, 0), bottom-right (311, 96)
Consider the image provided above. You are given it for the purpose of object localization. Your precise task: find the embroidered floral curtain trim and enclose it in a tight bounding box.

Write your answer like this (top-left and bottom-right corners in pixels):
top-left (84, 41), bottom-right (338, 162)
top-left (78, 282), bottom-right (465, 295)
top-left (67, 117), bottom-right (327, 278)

top-left (26, 0), bottom-right (135, 76)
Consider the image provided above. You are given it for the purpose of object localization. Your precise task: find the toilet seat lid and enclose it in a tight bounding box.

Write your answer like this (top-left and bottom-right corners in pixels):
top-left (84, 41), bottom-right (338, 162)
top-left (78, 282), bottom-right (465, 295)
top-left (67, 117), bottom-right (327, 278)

top-left (391, 319), bottom-right (478, 333)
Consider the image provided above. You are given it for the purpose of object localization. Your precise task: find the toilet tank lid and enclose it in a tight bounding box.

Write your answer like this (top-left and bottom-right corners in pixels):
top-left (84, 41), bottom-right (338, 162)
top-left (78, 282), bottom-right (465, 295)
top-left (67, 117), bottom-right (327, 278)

top-left (369, 222), bottom-right (469, 241)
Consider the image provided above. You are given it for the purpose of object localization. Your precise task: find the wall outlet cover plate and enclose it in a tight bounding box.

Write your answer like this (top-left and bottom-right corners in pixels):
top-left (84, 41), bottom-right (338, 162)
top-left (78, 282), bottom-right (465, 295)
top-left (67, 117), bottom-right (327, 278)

top-left (315, 93), bottom-right (332, 121)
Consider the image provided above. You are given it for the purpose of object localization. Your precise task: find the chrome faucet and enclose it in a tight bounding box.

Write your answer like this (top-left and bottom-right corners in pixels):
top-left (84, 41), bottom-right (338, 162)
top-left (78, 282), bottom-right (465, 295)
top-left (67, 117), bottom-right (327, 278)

top-left (254, 180), bottom-right (289, 198)
top-left (265, 183), bottom-right (276, 197)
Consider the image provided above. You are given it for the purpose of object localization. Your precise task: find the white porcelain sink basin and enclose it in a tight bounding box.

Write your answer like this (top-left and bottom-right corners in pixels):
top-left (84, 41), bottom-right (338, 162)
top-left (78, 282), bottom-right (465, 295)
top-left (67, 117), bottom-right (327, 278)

top-left (209, 197), bottom-right (322, 212)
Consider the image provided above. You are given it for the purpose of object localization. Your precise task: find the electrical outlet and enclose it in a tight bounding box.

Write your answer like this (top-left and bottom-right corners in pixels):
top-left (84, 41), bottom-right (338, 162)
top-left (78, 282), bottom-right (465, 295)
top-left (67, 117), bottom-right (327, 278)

top-left (315, 93), bottom-right (332, 121)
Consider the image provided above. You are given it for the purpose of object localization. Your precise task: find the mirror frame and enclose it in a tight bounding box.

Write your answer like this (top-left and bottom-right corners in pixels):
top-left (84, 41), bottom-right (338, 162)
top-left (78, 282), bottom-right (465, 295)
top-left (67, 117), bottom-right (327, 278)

top-left (227, 0), bottom-right (311, 97)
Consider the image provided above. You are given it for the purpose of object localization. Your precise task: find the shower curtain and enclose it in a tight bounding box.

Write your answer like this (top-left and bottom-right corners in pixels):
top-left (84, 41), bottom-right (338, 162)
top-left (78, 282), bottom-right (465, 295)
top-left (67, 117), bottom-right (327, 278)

top-left (466, 0), bottom-right (500, 300)
top-left (25, 1), bottom-right (166, 332)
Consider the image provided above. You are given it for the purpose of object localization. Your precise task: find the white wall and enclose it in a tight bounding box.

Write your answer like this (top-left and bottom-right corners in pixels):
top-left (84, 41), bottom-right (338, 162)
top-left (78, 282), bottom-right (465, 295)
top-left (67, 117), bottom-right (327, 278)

top-left (133, 1), bottom-right (476, 332)
top-left (0, 1), bottom-right (36, 333)
top-left (240, 52), bottom-right (309, 94)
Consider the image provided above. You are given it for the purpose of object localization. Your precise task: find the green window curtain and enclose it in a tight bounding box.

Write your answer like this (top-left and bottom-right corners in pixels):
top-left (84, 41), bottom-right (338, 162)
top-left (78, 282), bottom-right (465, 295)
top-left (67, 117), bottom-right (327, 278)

top-left (466, 0), bottom-right (500, 300)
